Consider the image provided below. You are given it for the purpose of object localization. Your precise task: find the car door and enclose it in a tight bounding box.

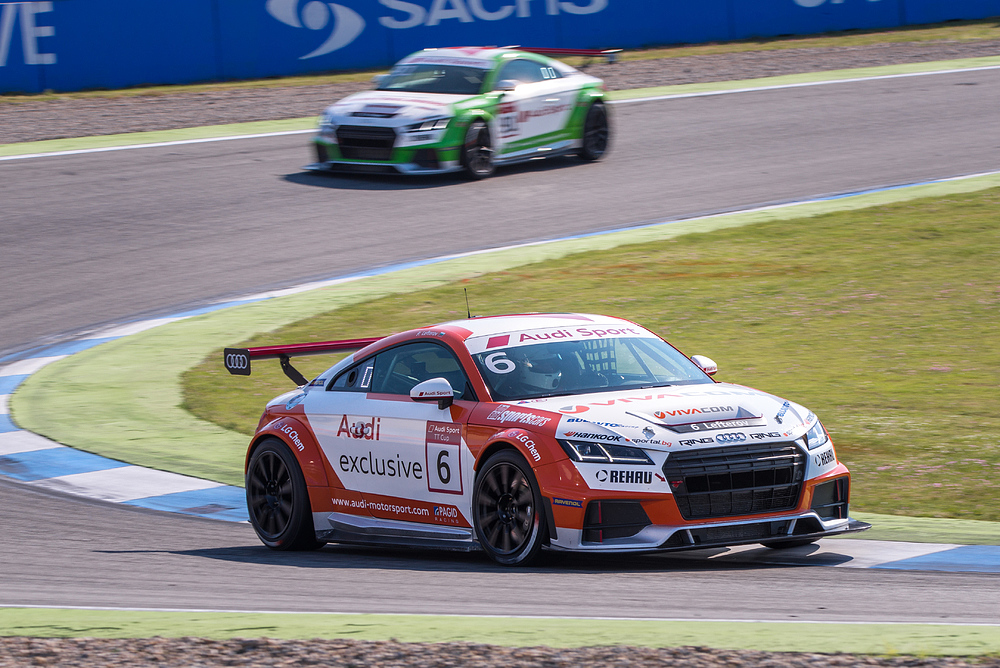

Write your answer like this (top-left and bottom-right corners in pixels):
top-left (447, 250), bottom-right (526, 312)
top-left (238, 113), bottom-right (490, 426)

top-left (493, 58), bottom-right (576, 154)
top-left (305, 341), bottom-right (477, 528)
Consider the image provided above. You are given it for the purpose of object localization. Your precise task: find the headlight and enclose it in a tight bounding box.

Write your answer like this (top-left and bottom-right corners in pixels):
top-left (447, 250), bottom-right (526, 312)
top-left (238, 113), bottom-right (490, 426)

top-left (560, 440), bottom-right (652, 465)
top-left (318, 112), bottom-right (337, 133)
top-left (803, 421), bottom-right (829, 450)
top-left (407, 117), bottom-right (451, 132)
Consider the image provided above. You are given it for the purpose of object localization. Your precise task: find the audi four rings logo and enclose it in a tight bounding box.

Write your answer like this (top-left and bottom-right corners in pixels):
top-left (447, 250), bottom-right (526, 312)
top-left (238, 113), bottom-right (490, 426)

top-left (715, 432), bottom-right (747, 444)
top-left (226, 353), bottom-right (248, 369)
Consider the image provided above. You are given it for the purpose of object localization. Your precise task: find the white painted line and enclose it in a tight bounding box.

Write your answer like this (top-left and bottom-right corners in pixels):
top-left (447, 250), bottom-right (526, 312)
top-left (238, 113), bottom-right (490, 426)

top-left (2, 63), bottom-right (997, 163)
top-left (0, 430), bottom-right (64, 456)
top-left (0, 395), bottom-right (8, 415)
top-left (611, 64), bottom-right (1000, 105)
top-left (0, 603), bottom-right (998, 625)
top-left (0, 129), bottom-right (314, 162)
top-left (0, 355), bottom-right (69, 376)
top-left (25, 465), bottom-right (224, 502)
top-left (706, 538), bottom-right (959, 570)
top-left (84, 317), bottom-right (189, 340)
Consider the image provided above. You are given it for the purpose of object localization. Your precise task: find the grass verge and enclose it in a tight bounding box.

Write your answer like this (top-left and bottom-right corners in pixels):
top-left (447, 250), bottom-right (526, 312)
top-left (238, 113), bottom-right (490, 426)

top-left (1, 608), bottom-right (999, 655)
top-left (181, 187), bottom-right (1000, 521)
top-left (1, 18), bottom-right (997, 103)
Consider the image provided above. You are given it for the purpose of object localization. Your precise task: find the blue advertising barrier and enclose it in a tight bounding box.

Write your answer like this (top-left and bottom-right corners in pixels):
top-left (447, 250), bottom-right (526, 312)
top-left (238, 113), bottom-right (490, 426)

top-left (2, 0), bottom-right (999, 94)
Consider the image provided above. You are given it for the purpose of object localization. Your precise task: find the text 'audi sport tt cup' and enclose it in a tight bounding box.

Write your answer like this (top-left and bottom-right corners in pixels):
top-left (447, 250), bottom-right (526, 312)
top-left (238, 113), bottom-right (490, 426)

top-left (305, 47), bottom-right (610, 179)
top-left (224, 314), bottom-right (869, 565)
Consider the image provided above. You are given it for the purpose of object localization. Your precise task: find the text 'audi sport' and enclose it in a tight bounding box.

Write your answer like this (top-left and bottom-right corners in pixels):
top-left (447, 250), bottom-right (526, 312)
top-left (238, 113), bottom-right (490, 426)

top-left (305, 46), bottom-right (610, 179)
top-left (224, 314), bottom-right (869, 565)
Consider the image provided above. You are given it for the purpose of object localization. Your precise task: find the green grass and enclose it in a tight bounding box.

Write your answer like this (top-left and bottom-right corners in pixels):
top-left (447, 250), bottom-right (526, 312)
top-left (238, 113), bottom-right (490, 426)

top-left (2, 609), bottom-right (999, 655)
top-left (2, 19), bottom-right (997, 102)
top-left (183, 187), bottom-right (1000, 522)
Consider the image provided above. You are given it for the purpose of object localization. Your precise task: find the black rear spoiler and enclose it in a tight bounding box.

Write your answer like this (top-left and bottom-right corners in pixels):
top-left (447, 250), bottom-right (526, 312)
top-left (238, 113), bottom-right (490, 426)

top-left (508, 46), bottom-right (622, 63)
top-left (224, 336), bottom-right (383, 386)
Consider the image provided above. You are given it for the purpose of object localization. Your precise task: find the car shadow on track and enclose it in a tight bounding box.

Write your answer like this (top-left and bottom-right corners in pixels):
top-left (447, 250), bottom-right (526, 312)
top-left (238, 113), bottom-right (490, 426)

top-left (283, 155), bottom-right (586, 191)
top-left (158, 542), bottom-right (852, 574)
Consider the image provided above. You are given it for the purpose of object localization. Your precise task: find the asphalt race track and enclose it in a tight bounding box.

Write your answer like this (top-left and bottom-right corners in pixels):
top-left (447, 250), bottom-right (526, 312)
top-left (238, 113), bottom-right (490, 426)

top-left (2, 68), bottom-right (999, 622)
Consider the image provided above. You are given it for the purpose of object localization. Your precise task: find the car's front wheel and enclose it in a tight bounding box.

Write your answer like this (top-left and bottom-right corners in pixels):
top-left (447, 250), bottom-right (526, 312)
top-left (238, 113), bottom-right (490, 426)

top-left (473, 450), bottom-right (546, 565)
top-left (579, 101), bottom-right (609, 161)
top-left (462, 119), bottom-right (495, 179)
top-left (246, 438), bottom-right (322, 550)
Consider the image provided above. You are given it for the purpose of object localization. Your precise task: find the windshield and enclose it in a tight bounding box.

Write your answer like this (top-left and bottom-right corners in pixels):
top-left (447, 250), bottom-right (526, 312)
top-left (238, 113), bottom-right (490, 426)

top-left (378, 63), bottom-right (487, 95)
top-left (472, 337), bottom-right (713, 401)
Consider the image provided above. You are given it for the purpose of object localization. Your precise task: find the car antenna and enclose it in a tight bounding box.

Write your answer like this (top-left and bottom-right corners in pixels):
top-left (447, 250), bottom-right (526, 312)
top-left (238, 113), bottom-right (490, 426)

top-left (464, 287), bottom-right (472, 318)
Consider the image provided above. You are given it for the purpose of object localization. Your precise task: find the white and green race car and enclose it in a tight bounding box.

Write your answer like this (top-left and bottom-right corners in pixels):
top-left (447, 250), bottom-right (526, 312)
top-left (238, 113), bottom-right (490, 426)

top-left (306, 47), bottom-right (610, 179)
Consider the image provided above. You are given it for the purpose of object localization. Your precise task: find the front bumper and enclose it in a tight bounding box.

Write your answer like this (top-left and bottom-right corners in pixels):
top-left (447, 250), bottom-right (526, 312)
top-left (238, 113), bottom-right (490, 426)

top-left (306, 135), bottom-right (463, 176)
top-left (547, 512), bottom-right (871, 553)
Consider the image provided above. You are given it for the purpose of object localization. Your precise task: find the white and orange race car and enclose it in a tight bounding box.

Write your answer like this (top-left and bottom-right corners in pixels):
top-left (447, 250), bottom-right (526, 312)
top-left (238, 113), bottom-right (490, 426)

top-left (224, 314), bottom-right (869, 565)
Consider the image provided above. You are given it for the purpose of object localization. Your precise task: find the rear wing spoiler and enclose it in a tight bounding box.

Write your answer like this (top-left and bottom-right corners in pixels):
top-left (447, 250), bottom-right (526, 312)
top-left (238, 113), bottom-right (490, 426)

top-left (511, 46), bottom-right (622, 63)
top-left (224, 337), bottom-right (383, 386)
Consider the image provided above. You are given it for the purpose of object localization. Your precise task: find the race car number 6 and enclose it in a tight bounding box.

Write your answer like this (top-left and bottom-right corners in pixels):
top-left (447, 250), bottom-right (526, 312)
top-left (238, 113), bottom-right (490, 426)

top-left (485, 352), bottom-right (515, 374)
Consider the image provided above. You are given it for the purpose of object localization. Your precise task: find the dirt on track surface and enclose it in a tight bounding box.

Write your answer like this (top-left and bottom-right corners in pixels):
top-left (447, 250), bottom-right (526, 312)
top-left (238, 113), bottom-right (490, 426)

top-left (2, 638), bottom-right (999, 668)
top-left (1, 39), bottom-right (998, 144)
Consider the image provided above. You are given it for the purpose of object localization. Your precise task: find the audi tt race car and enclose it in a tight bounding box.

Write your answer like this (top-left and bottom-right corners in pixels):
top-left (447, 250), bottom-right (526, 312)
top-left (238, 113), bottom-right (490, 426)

top-left (305, 47), bottom-right (610, 178)
top-left (224, 314), bottom-right (869, 565)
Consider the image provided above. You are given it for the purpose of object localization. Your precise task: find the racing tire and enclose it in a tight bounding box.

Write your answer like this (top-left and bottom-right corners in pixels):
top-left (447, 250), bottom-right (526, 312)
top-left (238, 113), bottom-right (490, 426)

top-left (473, 450), bottom-right (546, 566)
top-left (761, 538), bottom-right (818, 549)
top-left (462, 119), bottom-right (495, 180)
top-left (246, 438), bottom-right (323, 551)
top-left (579, 102), bottom-right (609, 161)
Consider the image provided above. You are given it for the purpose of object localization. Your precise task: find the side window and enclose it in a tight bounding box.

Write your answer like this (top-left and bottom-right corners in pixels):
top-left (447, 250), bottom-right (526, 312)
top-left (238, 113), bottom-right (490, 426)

top-left (497, 59), bottom-right (546, 85)
top-left (329, 358), bottom-right (375, 392)
top-left (370, 342), bottom-right (475, 400)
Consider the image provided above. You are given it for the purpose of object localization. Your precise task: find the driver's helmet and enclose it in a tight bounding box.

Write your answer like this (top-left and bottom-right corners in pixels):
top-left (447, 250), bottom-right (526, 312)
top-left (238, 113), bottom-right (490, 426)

top-left (518, 347), bottom-right (563, 391)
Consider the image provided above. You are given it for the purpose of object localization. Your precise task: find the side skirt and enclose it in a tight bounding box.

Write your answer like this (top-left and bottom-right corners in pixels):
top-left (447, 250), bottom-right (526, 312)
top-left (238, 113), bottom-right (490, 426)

top-left (315, 511), bottom-right (481, 553)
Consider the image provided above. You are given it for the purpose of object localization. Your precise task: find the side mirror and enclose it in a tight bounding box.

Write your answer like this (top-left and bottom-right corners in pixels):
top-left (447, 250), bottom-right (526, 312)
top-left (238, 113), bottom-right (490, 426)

top-left (690, 355), bottom-right (718, 376)
top-left (372, 74), bottom-right (388, 88)
top-left (410, 377), bottom-right (455, 409)
top-left (495, 79), bottom-right (518, 92)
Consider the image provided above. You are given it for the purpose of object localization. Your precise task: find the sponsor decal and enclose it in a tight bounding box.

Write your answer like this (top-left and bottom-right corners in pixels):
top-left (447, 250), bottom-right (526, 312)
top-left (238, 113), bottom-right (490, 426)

top-left (679, 437), bottom-right (715, 446)
top-left (416, 330), bottom-right (446, 337)
top-left (562, 431), bottom-right (622, 442)
top-left (433, 505), bottom-right (461, 524)
top-left (815, 449), bottom-right (835, 467)
top-left (224, 349), bottom-right (250, 375)
top-left (338, 415), bottom-right (382, 440)
top-left (775, 401), bottom-right (791, 424)
top-left (339, 452), bottom-right (423, 478)
top-left (750, 431), bottom-right (783, 440)
top-left (279, 423), bottom-right (306, 451)
top-left (266, 0), bottom-right (366, 59)
top-left (567, 418), bottom-right (640, 429)
top-left (0, 1), bottom-right (56, 67)
top-left (552, 497), bottom-right (583, 508)
top-left (379, 0), bottom-right (609, 32)
top-left (514, 432), bottom-right (541, 462)
top-left (487, 404), bottom-right (553, 427)
top-left (308, 377), bottom-right (326, 386)
top-left (629, 438), bottom-right (670, 446)
top-left (715, 432), bottom-right (747, 444)
top-left (653, 406), bottom-right (734, 419)
top-left (596, 470), bottom-right (653, 485)
top-left (486, 334), bottom-right (510, 348)
top-left (426, 421), bottom-right (462, 493)
top-left (558, 389), bottom-right (762, 414)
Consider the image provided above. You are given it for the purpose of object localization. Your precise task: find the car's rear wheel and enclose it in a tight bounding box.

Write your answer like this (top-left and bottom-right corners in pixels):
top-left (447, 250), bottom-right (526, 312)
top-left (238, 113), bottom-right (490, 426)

top-left (462, 119), bottom-right (495, 179)
top-left (246, 438), bottom-right (322, 550)
top-left (762, 538), bottom-right (818, 549)
top-left (473, 450), bottom-right (545, 565)
top-left (579, 102), bottom-right (609, 161)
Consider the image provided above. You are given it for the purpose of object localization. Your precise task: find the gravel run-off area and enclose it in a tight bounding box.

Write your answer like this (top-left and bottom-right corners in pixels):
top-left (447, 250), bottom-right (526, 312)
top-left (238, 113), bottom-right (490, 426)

top-left (3, 37), bottom-right (1000, 667)
top-left (0, 39), bottom-right (998, 144)
top-left (2, 638), bottom-right (1000, 668)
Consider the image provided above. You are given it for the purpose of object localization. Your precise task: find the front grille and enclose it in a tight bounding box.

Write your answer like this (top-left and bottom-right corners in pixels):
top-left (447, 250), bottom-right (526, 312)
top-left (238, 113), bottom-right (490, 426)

top-left (663, 443), bottom-right (805, 520)
top-left (336, 126), bottom-right (396, 160)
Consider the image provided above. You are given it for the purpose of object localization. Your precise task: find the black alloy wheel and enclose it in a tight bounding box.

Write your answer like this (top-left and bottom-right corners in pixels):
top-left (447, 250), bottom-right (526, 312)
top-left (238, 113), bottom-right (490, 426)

top-left (579, 102), bottom-right (609, 161)
top-left (246, 438), bottom-right (322, 550)
top-left (473, 450), bottom-right (545, 565)
top-left (462, 119), bottom-right (495, 179)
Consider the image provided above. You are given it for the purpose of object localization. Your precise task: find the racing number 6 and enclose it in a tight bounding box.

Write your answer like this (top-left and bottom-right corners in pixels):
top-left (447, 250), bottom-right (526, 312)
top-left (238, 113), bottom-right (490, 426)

top-left (485, 352), bottom-right (515, 374)
top-left (426, 442), bottom-right (462, 494)
top-left (437, 450), bottom-right (451, 485)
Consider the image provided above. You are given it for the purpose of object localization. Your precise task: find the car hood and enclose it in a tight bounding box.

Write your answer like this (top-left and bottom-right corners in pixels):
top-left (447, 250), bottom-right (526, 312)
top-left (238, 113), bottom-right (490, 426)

top-left (324, 91), bottom-right (471, 128)
top-left (510, 382), bottom-right (817, 452)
